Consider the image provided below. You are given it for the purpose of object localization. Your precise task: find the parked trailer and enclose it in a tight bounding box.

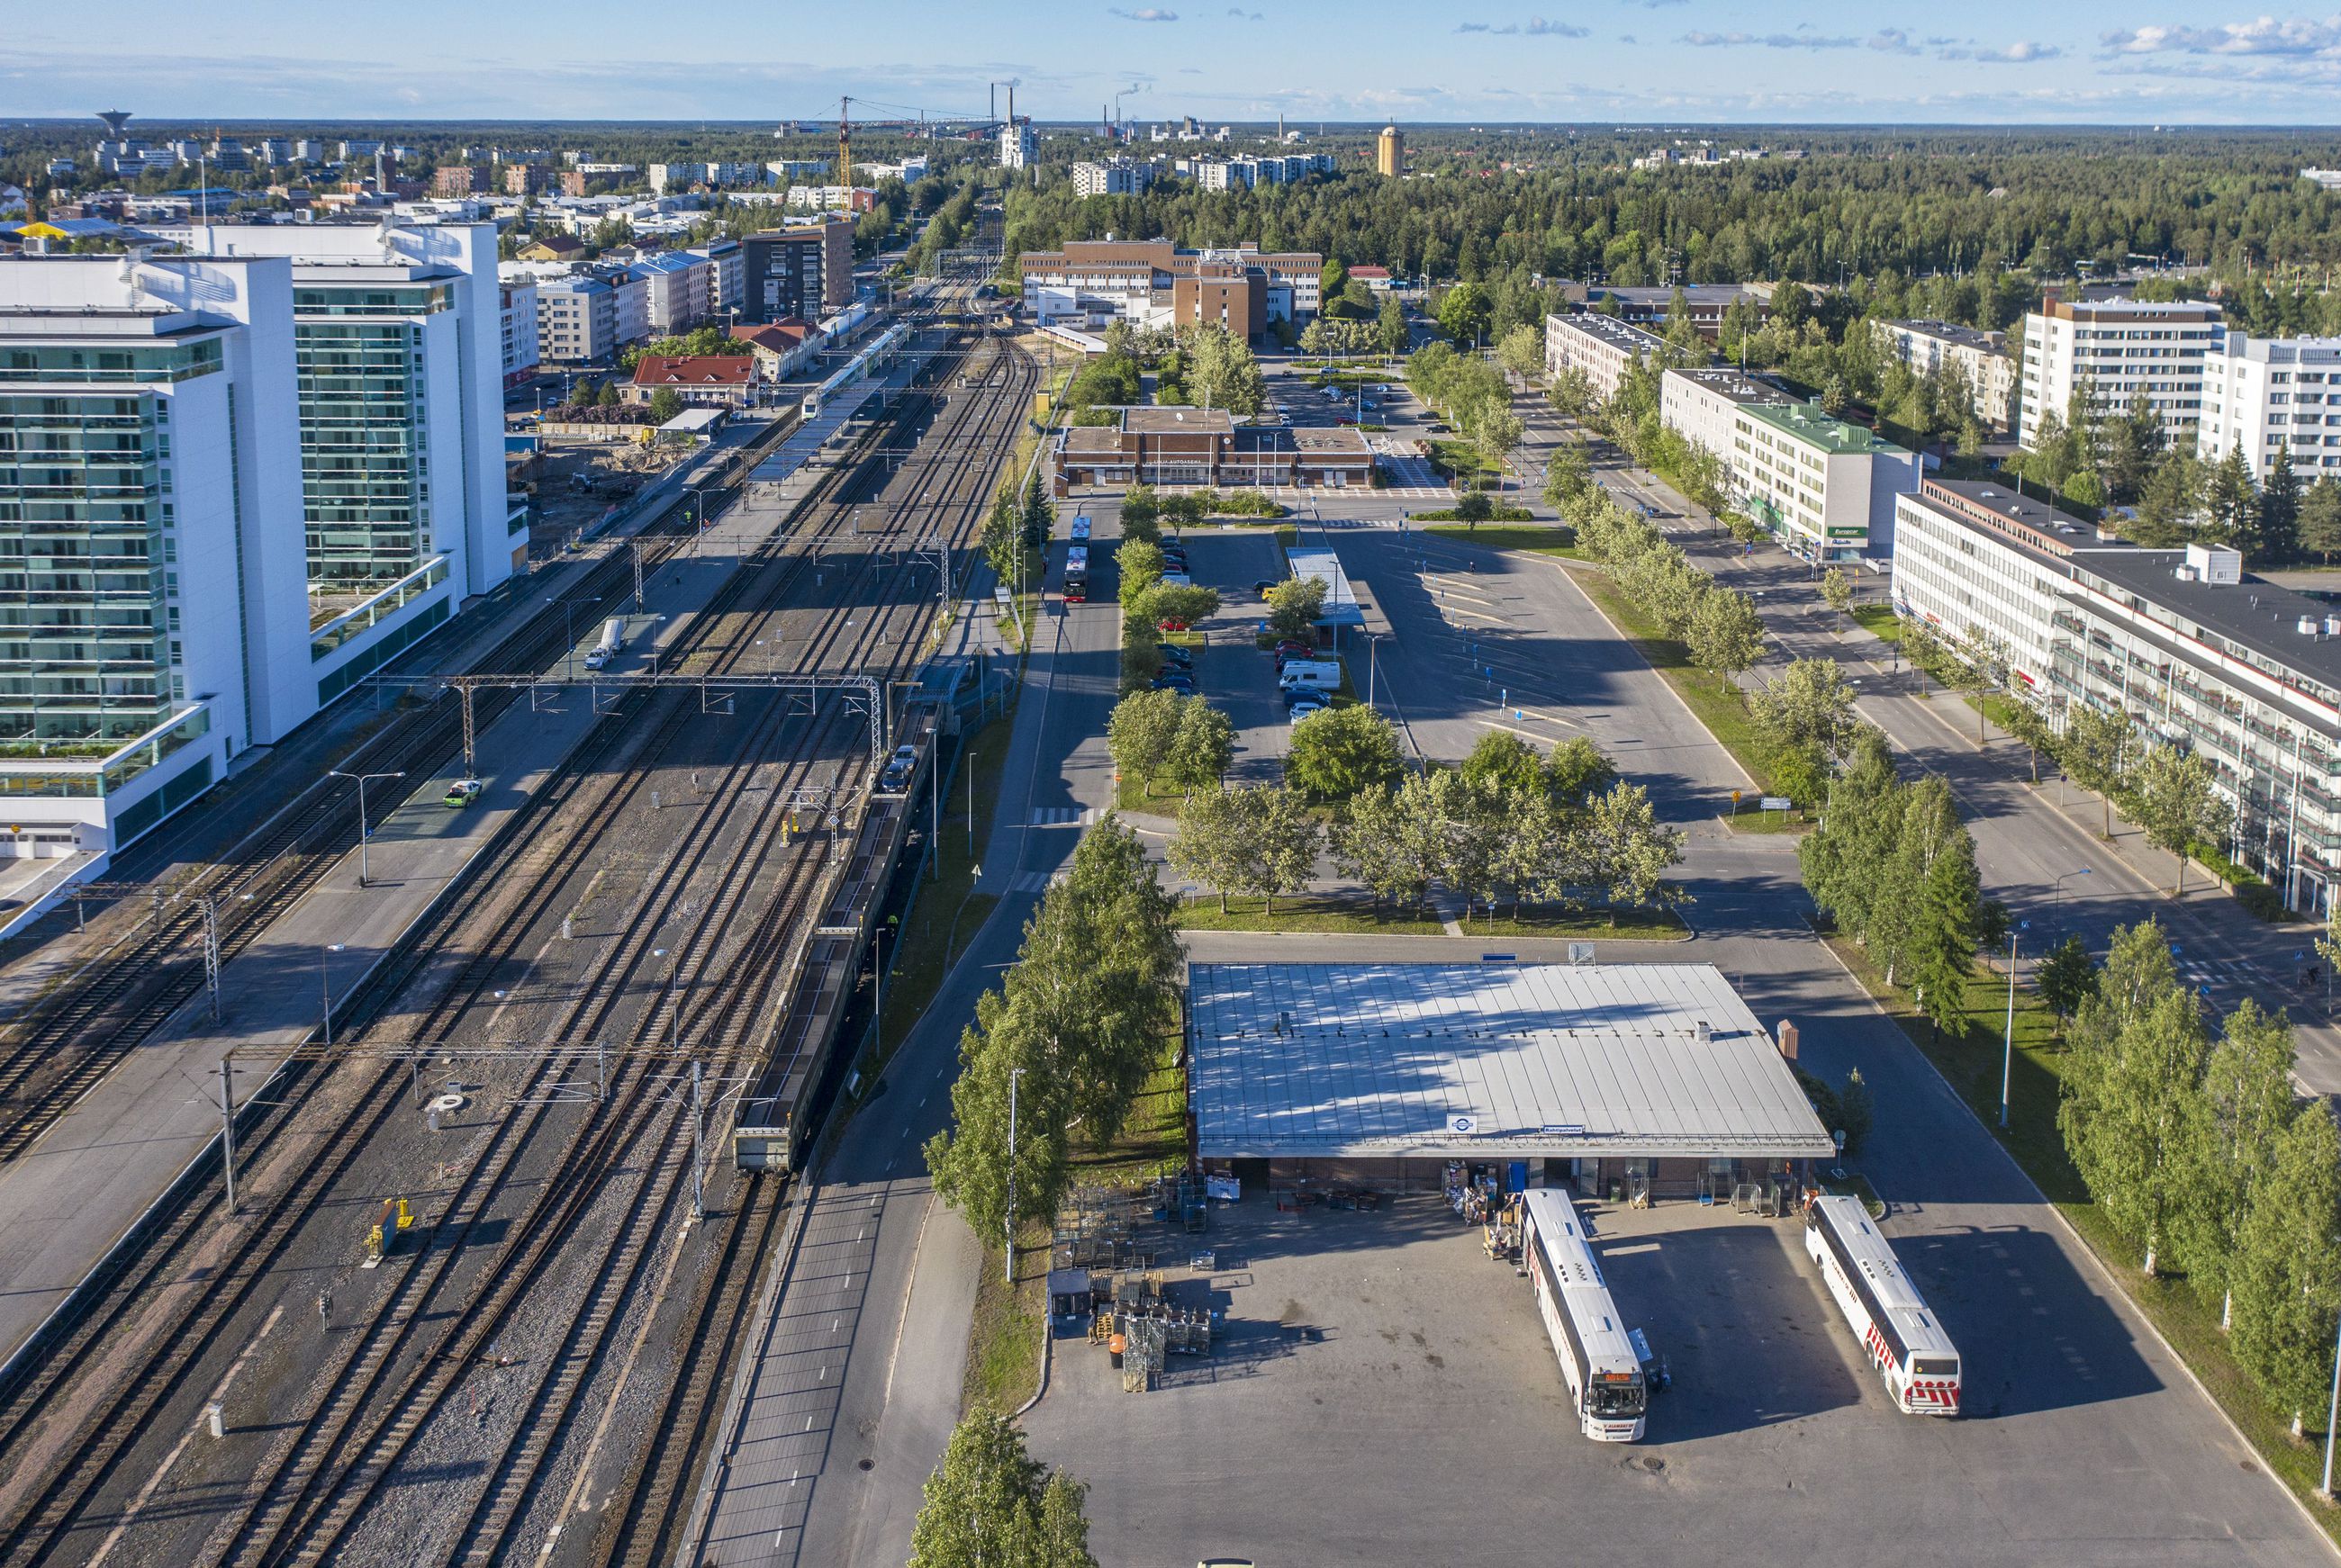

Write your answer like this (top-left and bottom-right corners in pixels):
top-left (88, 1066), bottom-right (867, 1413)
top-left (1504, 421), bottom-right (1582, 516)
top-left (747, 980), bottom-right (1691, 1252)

top-left (1519, 1189), bottom-right (1647, 1441)
top-left (583, 616), bottom-right (625, 670)
top-left (1804, 1195), bottom-right (1962, 1415)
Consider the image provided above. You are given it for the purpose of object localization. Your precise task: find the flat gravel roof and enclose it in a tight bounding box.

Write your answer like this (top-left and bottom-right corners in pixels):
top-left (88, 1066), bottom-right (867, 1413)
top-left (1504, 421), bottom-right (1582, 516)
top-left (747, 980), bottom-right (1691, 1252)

top-left (1189, 961), bottom-right (1835, 1161)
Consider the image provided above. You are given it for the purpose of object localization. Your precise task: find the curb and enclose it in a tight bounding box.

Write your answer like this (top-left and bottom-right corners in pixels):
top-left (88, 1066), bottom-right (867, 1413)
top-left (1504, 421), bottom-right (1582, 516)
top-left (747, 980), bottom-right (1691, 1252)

top-left (1011, 1311), bottom-right (1054, 1420)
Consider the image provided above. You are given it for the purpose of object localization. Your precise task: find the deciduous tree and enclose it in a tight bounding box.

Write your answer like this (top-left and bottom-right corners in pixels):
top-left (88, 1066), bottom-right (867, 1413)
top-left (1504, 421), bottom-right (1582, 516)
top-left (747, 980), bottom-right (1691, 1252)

top-left (909, 1412), bottom-right (1098, 1568)
top-left (2229, 1102), bottom-right (2341, 1428)
top-left (1286, 704), bottom-right (1404, 804)
top-left (2129, 743), bottom-right (2231, 896)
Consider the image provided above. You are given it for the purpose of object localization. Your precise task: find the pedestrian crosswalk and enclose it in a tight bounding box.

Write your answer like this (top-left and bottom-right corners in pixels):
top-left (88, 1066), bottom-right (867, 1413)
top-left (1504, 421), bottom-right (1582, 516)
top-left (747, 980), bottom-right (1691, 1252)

top-left (1028, 806), bottom-right (1096, 826)
top-left (1008, 870), bottom-right (1065, 893)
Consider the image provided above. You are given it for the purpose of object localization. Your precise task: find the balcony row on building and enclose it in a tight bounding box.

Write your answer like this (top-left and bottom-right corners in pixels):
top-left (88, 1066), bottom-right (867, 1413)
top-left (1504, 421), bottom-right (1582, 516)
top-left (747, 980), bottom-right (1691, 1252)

top-left (1892, 477), bottom-right (2341, 915)
top-left (0, 222), bottom-right (527, 862)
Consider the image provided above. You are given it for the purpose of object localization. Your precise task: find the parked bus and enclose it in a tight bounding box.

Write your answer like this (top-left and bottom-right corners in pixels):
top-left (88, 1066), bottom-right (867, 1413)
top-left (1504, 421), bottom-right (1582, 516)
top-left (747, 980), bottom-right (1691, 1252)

top-left (1803, 1195), bottom-right (1961, 1416)
top-left (1063, 545), bottom-right (1089, 604)
top-left (1518, 1190), bottom-right (1647, 1441)
top-left (1069, 514), bottom-right (1092, 545)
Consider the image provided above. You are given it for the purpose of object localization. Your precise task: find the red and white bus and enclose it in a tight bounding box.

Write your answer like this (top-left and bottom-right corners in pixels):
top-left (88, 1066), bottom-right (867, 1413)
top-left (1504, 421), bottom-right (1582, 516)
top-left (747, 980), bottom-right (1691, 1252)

top-left (1519, 1190), bottom-right (1647, 1442)
top-left (1804, 1195), bottom-right (1961, 1416)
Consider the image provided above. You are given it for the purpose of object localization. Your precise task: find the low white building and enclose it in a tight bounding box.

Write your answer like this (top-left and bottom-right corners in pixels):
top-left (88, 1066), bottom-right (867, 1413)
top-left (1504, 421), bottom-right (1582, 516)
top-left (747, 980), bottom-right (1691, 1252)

top-left (1546, 311), bottom-right (1672, 403)
top-left (2196, 331), bottom-right (2341, 481)
top-left (1874, 319), bottom-right (2017, 433)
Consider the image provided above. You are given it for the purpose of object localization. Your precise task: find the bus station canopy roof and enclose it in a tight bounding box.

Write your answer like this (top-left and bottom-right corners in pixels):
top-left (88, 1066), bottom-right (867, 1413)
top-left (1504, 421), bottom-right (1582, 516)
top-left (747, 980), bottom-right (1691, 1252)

top-left (1189, 962), bottom-right (1835, 1162)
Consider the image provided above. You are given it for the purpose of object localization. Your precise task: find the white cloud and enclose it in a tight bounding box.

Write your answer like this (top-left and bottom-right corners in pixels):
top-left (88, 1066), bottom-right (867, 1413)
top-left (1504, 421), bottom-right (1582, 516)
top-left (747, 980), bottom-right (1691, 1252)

top-left (1680, 29), bottom-right (1863, 50)
top-left (1456, 15), bottom-right (1590, 35)
top-left (2102, 15), bottom-right (2341, 56)
top-left (1939, 40), bottom-right (2063, 61)
top-left (1108, 5), bottom-right (1179, 19)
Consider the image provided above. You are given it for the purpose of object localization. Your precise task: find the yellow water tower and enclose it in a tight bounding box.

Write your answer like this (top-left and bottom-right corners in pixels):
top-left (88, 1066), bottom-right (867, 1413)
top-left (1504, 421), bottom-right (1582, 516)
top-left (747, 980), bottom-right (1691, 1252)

top-left (1377, 124), bottom-right (1404, 177)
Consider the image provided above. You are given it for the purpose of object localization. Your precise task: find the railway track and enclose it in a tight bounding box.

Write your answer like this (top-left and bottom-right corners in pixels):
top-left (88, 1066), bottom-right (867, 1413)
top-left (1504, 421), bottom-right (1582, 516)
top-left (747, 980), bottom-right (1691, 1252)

top-left (0, 282), bottom-right (977, 1168)
top-left (0, 304), bottom-right (1035, 1568)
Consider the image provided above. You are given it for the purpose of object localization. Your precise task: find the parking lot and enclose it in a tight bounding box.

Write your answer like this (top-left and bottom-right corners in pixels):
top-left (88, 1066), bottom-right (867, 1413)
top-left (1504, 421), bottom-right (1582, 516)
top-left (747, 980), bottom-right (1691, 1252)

top-left (1025, 1185), bottom-right (2318, 1568)
top-left (1150, 528), bottom-right (1316, 788)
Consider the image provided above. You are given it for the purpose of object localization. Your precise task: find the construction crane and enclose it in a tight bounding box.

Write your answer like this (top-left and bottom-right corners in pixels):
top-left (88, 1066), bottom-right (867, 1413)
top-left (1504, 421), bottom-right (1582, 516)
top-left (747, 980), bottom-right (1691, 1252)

top-left (838, 95), bottom-right (852, 185)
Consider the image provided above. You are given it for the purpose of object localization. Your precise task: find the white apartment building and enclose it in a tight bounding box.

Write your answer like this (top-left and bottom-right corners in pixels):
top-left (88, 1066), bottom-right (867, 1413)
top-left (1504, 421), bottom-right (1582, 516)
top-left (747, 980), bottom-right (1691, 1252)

top-left (500, 280), bottom-right (540, 385)
top-left (626, 252), bottom-right (710, 336)
top-left (2018, 294), bottom-right (2222, 448)
top-left (1073, 158), bottom-right (1156, 197)
top-left (1894, 477), bottom-right (2341, 914)
top-left (693, 239), bottom-right (745, 323)
top-left (608, 268), bottom-right (650, 347)
top-left (1000, 123), bottom-right (1036, 171)
top-left (0, 251), bottom-right (308, 859)
top-left (1545, 311), bottom-right (1672, 403)
top-left (1874, 319), bottom-right (2017, 432)
top-left (536, 275), bottom-right (619, 363)
top-left (159, 222), bottom-right (525, 694)
top-left (2196, 331), bottom-right (2341, 480)
top-left (1660, 367), bottom-right (1919, 563)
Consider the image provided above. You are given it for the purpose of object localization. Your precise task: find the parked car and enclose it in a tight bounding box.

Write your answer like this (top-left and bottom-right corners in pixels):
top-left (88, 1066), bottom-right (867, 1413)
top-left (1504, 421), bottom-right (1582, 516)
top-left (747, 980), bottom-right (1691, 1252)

top-left (1272, 638), bottom-right (1314, 656)
top-left (1152, 676), bottom-right (1198, 694)
top-left (1254, 579), bottom-right (1283, 599)
top-left (442, 778), bottom-right (483, 808)
top-left (1287, 696), bottom-right (1328, 721)
top-left (880, 743), bottom-right (917, 791)
top-left (1160, 644), bottom-right (1196, 667)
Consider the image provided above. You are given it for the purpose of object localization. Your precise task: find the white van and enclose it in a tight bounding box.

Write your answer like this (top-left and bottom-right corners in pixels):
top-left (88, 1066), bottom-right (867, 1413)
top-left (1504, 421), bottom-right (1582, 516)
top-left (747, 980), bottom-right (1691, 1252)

top-left (1277, 659), bottom-right (1341, 693)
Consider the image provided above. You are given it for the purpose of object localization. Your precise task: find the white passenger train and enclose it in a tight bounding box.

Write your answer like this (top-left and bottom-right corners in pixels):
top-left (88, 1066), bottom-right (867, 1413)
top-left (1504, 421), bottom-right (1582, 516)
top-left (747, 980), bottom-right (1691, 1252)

top-left (1803, 1194), bottom-right (1962, 1415)
top-left (1518, 1189), bottom-right (1647, 1442)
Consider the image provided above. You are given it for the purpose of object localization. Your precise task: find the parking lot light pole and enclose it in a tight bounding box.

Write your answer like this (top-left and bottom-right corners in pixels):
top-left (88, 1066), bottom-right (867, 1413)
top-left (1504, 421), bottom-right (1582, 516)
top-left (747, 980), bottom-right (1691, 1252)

top-left (2321, 1304), bottom-right (2341, 1499)
top-left (330, 770), bottom-right (404, 888)
top-left (2054, 866), bottom-right (2092, 928)
top-left (2001, 921), bottom-right (2028, 1129)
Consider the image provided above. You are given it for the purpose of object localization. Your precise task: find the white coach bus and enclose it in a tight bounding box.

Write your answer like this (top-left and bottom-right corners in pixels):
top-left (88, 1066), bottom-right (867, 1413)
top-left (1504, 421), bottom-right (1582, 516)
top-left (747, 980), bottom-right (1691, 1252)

top-left (1804, 1194), bottom-right (1962, 1416)
top-left (1519, 1189), bottom-right (1648, 1442)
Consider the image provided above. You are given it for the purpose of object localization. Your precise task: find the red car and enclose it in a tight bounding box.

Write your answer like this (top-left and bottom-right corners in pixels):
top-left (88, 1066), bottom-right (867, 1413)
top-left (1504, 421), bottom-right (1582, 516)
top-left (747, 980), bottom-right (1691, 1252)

top-left (1157, 618), bottom-right (1191, 634)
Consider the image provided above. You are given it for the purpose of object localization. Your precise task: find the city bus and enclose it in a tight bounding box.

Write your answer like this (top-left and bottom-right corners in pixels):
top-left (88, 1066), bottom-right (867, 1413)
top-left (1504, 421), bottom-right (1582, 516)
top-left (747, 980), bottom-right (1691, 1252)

top-left (1518, 1189), bottom-right (1647, 1442)
top-left (1069, 513), bottom-right (1092, 545)
top-left (1804, 1195), bottom-right (1962, 1416)
top-left (1063, 545), bottom-right (1089, 604)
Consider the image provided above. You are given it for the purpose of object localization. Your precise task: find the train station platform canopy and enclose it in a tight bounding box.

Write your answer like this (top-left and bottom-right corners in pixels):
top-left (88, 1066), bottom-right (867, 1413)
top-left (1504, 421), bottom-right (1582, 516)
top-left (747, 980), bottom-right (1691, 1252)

top-left (1189, 962), bottom-right (1835, 1162)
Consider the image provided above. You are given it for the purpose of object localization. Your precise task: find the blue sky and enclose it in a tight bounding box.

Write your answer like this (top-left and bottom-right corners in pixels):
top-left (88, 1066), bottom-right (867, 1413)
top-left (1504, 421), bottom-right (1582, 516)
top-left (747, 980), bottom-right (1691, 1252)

top-left (8, 2), bottom-right (2341, 123)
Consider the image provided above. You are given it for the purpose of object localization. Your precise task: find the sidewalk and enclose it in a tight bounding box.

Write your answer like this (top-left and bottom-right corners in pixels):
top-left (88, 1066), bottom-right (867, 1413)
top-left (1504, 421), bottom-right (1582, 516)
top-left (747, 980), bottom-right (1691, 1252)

top-left (0, 489), bottom-right (808, 1376)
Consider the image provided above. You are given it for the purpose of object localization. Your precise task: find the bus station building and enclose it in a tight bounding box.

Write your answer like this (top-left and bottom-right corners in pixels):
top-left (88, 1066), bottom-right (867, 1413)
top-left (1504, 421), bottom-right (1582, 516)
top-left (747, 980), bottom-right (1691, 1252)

top-left (1188, 961), bottom-right (1836, 1199)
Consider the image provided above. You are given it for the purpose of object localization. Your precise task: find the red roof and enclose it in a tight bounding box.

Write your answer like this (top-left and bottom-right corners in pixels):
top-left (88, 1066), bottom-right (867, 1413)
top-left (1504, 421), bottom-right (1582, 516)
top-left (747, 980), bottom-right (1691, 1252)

top-left (734, 320), bottom-right (814, 351)
top-left (632, 355), bottom-right (755, 387)
top-left (1349, 265), bottom-right (1391, 279)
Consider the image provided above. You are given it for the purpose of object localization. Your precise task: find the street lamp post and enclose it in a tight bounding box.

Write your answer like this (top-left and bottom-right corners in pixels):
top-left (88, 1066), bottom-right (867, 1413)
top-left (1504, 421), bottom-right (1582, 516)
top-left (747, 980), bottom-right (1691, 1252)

top-left (329, 770), bottom-right (405, 888)
top-left (2321, 1301), bottom-right (2341, 1499)
top-left (321, 942), bottom-right (347, 1047)
top-left (2001, 921), bottom-right (2029, 1129)
top-left (1004, 1065), bottom-right (1025, 1284)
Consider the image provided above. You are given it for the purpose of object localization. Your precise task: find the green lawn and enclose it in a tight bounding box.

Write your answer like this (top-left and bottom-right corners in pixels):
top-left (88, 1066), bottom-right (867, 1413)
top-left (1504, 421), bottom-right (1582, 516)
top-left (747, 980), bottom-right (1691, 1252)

top-left (1848, 604), bottom-right (1903, 642)
top-left (1116, 773), bottom-right (1192, 818)
top-left (1562, 564), bottom-right (1776, 793)
top-left (1722, 807), bottom-right (1814, 834)
top-left (1422, 523), bottom-right (1581, 558)
top-left (1829, 935), bottom-right (2341, 1544)
top-left (1174, 894), bottom-right (1447, 934)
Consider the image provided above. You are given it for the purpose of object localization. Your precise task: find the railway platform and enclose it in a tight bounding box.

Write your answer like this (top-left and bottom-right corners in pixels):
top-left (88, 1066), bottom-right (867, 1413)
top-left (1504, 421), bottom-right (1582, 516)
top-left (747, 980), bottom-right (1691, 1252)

top-left (0, 493), bottom-right (819, 1379)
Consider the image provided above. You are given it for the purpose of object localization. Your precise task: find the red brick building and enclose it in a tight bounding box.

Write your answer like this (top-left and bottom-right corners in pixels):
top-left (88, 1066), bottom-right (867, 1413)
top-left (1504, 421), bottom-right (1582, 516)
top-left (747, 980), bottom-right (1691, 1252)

top-left (431, 165), bottom-right (486, 196)
top-left (1053, 408), bottom-right (1376, 494)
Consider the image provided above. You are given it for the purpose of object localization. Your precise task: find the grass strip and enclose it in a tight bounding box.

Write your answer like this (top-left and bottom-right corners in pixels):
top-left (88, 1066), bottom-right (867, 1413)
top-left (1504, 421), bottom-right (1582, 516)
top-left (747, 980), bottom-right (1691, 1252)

top-left (1173, 894), bottom-right (1446, 934)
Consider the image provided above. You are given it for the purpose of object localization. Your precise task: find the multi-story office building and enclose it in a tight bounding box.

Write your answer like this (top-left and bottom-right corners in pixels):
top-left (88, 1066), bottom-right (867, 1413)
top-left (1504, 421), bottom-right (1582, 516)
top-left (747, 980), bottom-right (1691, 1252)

top-left (999, 122), bottom-right (1036, 171)
top-left (1660, 366), bottom-right (1919, 563)
top-left (740, 223), bottom-right (854, 324)
top-left (500, 280), bottom-right (540, 385)
top-left (1874, 319), bottom-right (2017, 432)
top-left (1073, 158), bottom-right (1156, 197)
top-left (1893, 476), bottom-right (2341, 913)
top-left (536, 275), bottom-right (617, 362)
top-left (1544, 311), bottom-right (1674, 403)
top-left (2017, 293), bottom-right (2222, 447)
top-left (2196, 331), bottom-right (2341, 480)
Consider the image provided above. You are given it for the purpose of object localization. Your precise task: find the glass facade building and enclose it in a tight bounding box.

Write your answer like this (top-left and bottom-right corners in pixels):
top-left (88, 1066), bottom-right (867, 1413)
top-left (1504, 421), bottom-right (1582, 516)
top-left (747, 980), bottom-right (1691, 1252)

top-left (293, 282), bottom-right (450, 590)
